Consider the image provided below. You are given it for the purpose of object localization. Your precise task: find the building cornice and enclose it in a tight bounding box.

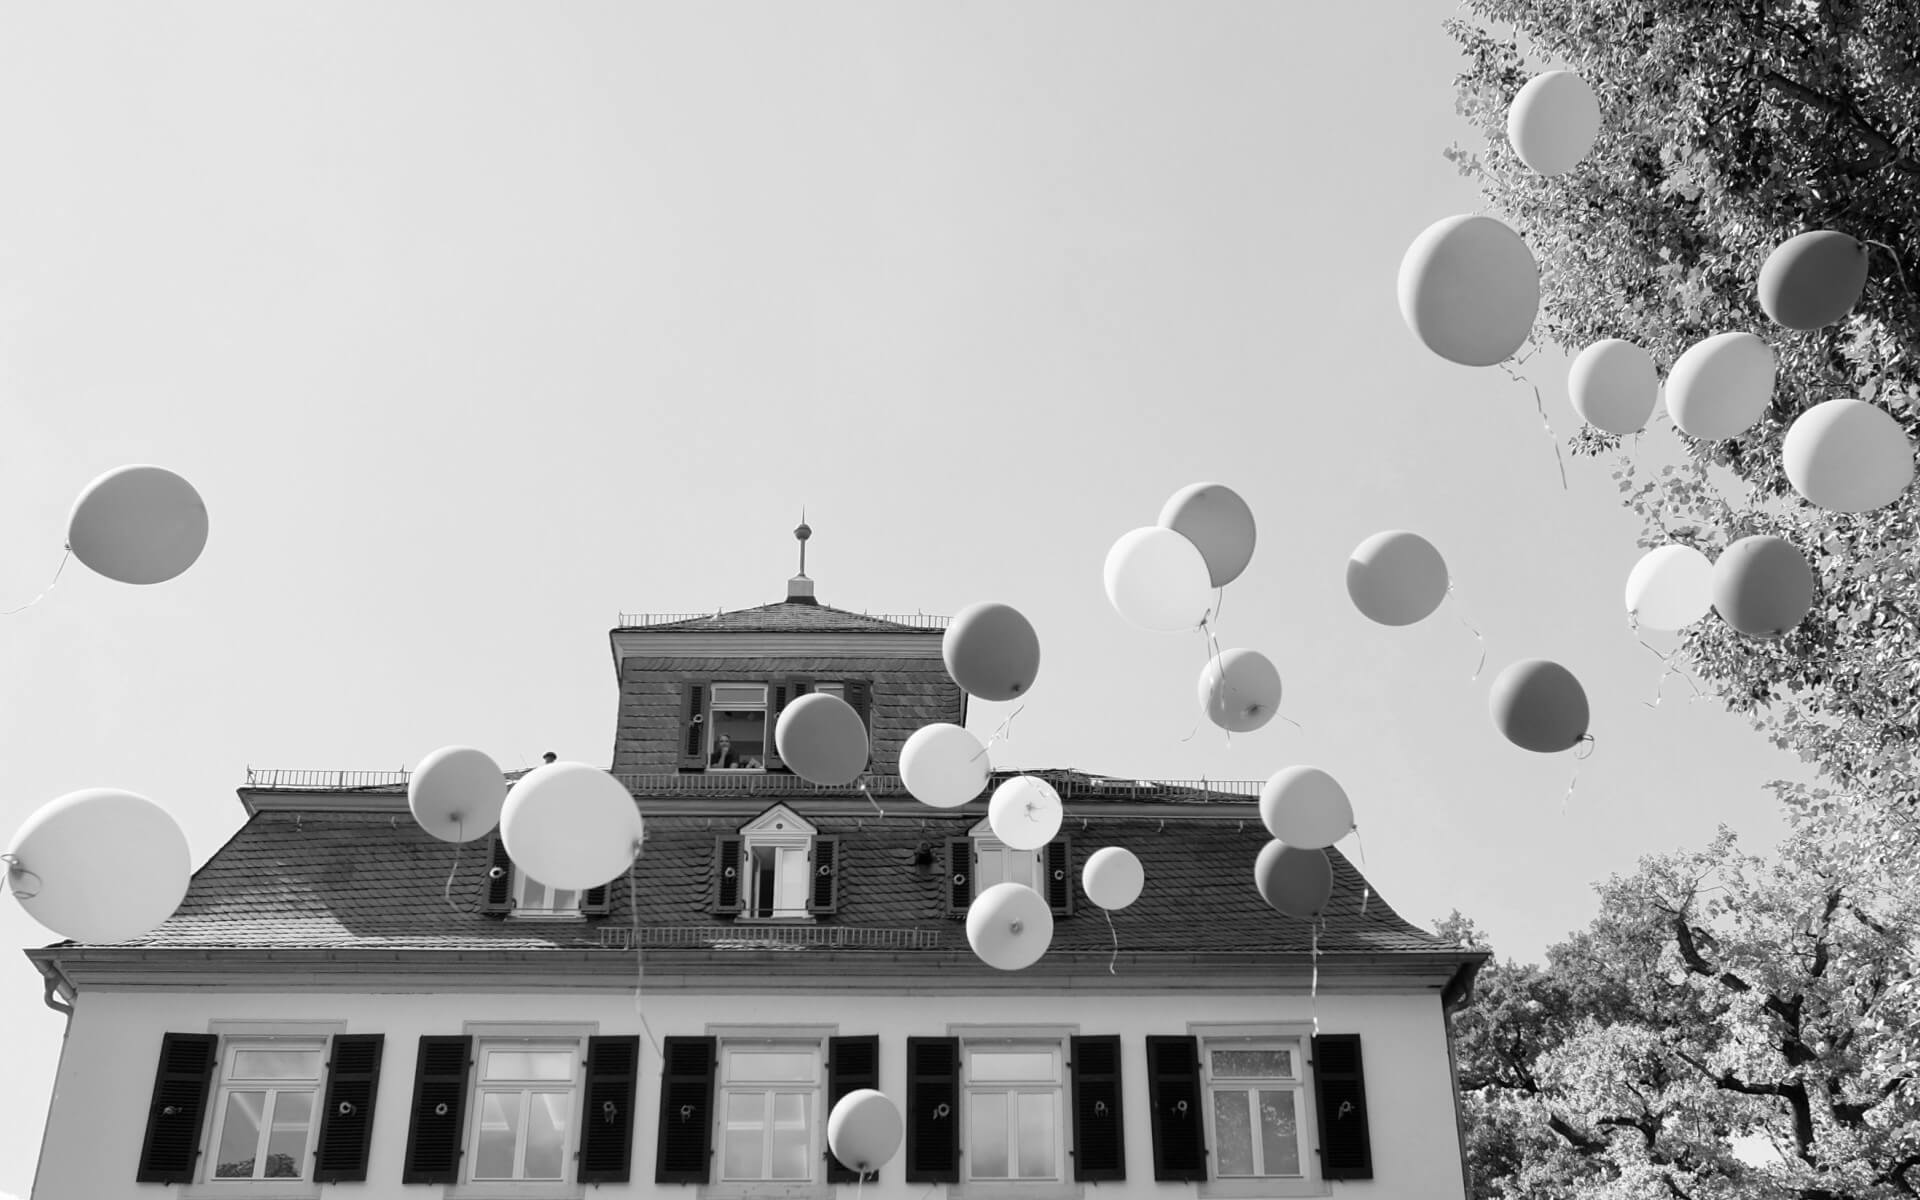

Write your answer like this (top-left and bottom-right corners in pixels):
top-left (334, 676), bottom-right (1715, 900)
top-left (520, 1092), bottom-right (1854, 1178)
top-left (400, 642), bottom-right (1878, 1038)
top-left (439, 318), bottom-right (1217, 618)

top-left (238, 787), bottom-right (1265, 820)
top-left (609, 629), bottom-right (945, 672)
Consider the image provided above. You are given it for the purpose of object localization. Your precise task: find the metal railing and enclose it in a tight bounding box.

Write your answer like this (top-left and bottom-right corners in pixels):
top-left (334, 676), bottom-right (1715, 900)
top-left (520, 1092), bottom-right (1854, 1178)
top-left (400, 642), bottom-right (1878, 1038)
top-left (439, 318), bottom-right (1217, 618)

top-left (245, 768), bottom-right (411, 790)
top-left (613, 773), bottom-right (912, 795)
top-left (617, 611), bottom-right (950, 630)
top-left (599, 925), bottom-right (945, 951)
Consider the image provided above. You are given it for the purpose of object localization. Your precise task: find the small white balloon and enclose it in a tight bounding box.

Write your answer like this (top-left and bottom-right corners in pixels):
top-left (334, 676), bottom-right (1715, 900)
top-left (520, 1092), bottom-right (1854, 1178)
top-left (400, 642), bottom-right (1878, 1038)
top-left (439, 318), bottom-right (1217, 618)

top-left (1197, 649), bottom-right (1283, 732)
top-left (900, 723), bottom-right (991, 809)
top-left (1623, 545), bottom-right (1714, 631)
top-left (827, 1089), bottom-right (904, 1174)
top-left (7, 789), bottom-right (191, 943)
top-left (1782, 399), bottom-right (1916, 513)
top-left (1665, 332), bottom-right (1775, 441)
top-left (1507, 70), bottom-right (1602, 175)
top-left (1103, 526), bottom-right (1213, 633)
top-left (1258, 767), bottom-right (1353, 851)
top-left (1567, 339), bottom-right (1658, 435)
top-left (408, 746), bottom-right (508, 843)
top-left (1081, 846), bottom-right (1145, 910)
top-left (988, 776), bottom-right (1063, 851)
top-left (966, 882), bottom-right (1054, 970)
top-left (499, 762), bottom-right (644, 891)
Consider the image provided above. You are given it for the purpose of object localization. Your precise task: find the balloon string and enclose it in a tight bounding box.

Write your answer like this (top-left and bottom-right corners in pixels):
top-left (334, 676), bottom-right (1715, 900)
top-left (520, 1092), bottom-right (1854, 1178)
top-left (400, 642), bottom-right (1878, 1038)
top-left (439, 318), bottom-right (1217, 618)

top-left (444, 820), bottom-right (465, 915)
top-left (858, 775), bottom-right (884, 819)
top-left (2, 546), bottom-right (72, 617)
top-left (630, 843), bottom-right (661, 1059)
top-left (1104, 907), bottom-right (1119, 976)
top-left (2, 854), bottom-right (43, 901)
top-left (1863, 239), bottom-right (1915, 300)
top-left (1498, 360), bottom-right (1568, 491)
top-left (1310, 918), bottom-right (1322, 1037)
top-left (1211, 585), bottom-right (1226, 627)
top-left (1183, 617), bottom-right (1233, 748)
top-left (1562, 735), bottom-right (1597, 813)
top-left (1349, 825), bottom-right (1370, 917)
top-left (969, 705), bottom-right (1027, 763)
top-left (1634, 629), bottom-right (1705, 709)
top-left (1446, 580), bottom-right (1488, 682)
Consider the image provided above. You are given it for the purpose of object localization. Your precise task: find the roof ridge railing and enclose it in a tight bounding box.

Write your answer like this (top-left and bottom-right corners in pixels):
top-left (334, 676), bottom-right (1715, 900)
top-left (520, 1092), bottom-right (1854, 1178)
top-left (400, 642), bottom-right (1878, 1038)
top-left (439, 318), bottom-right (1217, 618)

top-left (242, 767), bottom-right (1263, 800)
top-left (245, 768), bottom-right (412, 789)
top-left (599, 925), bottom-right (946, 950)
top-left (616, 611), bottom-right (951, 629)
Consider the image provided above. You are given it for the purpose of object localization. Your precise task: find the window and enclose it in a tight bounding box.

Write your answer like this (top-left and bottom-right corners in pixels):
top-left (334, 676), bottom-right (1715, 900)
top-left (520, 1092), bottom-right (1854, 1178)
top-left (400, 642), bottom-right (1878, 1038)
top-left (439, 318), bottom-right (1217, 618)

top-left (970, 820), bottom-right (1039, 891)
top-left (512, 871), bottom-right (581, 919)
top-left (811, 682), bottom-right (845, 701)
top-left (469, 1041), bottom-right (580, 1183)
top-left (208, 1039), bottom-right (326, 1181)
top-left (709, 683), bottom-right (769, 771)
top-left (718, 1042), bottom-right (823, 1183)
top-left (964, 1042), bottom-right (1064, 1183)
top-left (1202, 1040), bottom-right (1308, 1180)
top-left (727, 805), bottom-right (822, 920)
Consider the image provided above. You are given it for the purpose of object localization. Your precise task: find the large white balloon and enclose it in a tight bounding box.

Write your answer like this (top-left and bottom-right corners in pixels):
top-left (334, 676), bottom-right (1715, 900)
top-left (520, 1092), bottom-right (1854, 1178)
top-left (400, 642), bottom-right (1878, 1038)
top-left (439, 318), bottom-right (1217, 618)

top-left (900, 723), bottom-right (990, 809)
top-left (1759, 231), bottom-right (1868, 331)
top-left (7, 789), bottom-right (191, 943)
top-left (1623, 545), bottom-right (1714, 631)
top-left (1507, 70), bottom-right (1602, 175)
top-left (408, 746), bottom-right (508, 843)
top-left (1346, 531), bottom-right (1448, 626)
top-left (1665, 332), bottom-right (1775, 441)
top-left (827, 1089), bottom-right (904, 1175)
top-left (774, 692), bottom-right (870, 786)
top-left (68, 465), bottom-right (210, 585)
top-left (1258, 767), bottom-right (1353, 851)
top-left (988, 776), bottom-right (1063, 851)
top-left (1198, 649), bottom-right (1283, 733)
top-left (1081, 846), bottom-right (1144, 910)
top-left (1567, 339), bottom-right (1658, 435)
top-left (499, 762), bottom-right (643, 891)
top-left (1781, 399), bottom-right (1916, 513)
top-left (1103, 526), bottom-right (1213, 632)
top-left (1397, 214), bottom-right (1539, 367)
top-left (966, 882), bottom-right (1054, 970)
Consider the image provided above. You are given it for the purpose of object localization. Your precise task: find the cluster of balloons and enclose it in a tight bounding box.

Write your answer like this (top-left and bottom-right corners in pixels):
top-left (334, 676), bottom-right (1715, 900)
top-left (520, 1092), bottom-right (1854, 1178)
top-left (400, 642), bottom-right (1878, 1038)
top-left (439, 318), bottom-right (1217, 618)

top-left (1626, 537), bottom-right (1816, 640)
top-left (1104, 483), bottom-right (1255, 632)
top-left (1251, 767), bottom-right (1354, 919)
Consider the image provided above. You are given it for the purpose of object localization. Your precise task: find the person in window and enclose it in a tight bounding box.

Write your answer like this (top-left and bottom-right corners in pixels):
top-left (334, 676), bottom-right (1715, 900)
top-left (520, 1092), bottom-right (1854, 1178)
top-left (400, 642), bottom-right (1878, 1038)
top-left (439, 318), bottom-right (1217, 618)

top-left (710, 734), bottom-right (739, 768)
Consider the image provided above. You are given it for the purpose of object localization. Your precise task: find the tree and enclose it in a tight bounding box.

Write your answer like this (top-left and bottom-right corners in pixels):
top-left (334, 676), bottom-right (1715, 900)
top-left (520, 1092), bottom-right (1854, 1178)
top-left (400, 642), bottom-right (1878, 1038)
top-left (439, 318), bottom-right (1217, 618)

top-left (1443, 0), bottom-right (1920, 814)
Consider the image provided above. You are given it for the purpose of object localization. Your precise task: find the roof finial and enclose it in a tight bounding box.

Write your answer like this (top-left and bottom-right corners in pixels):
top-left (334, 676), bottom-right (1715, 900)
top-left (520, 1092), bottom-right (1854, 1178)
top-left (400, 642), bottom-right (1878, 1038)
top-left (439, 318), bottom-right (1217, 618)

top-left (795, 508), bottom-right (811, 577)
top-left (787, 510), bottom-right (818, 604)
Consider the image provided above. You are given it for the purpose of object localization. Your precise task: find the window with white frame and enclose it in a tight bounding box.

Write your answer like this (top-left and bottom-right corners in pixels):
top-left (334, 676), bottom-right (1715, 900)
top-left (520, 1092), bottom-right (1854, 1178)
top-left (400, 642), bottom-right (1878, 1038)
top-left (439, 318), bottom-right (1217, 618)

top-left (511, 871), bottom-right (582, 919)
top-left (469, 1040), bottom-right (581, 1183)
top-left (811, 682), bottom-right (845, 701)
top-left (963, 1042), bottom-right (1064, 1183)
top-left (208, 1039), bottom-right (326, 1180)
top-left (969, 818), bottom-right (1039, 891)
top-left (709, 683), bottom-right (769, 771)
top-left (1202, 1039), bottom-right (1309, 1179)
top-left (740, 805), bottom-right (816, 920)
top-left (717, 1042), bottom-right (823, 1182)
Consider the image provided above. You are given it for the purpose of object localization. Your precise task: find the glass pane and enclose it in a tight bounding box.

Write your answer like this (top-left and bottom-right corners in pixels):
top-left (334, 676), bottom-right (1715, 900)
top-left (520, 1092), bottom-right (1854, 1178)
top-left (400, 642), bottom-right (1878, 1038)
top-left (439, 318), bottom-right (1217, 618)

top-left (970, 1092), bottom-right (1009, 1178)
top-left (723, 1092), bottom-right (767, 1179)
top-left (520, 878), bottom-right (549, 910)
top-left (1212, 1090), bottom-right (1255, 1177)
top-left (775, 847), bottom-right (810, 914)
top-left (548, 889), bottom-right (578, 912)
top-left (264, 1091), bottom-right (312, 1179)
top-left (486, 1049), bottom-right (574, 1081)
top-left (214, 1090), bottom-right (265, 1178)
top-left (970, 1051), bottom-right (1054, 1082)
top-left (710, 710), bottom-right (767, 768)
top-left (813, 683), bottom-right (845, 699)
top-left (1211, 1048), bottom-right (1293, 1079)
top-left (728, 1051), bottom-right (817, 1082)
top-left (474, 1092), bottom-right (521, 1179)
top-left (1259, 1090), bottom-right (1301, 1176)
top-left (712, 685), bottom-right (768, 706)
top-left (231, 1049), bottom-right (322, 1080)
top-left (974, 847), bottom-right (1007, 890)
top-left (525, 1092), bottom-right (570, 1180)
top-left (770, 1092), bottom-right (811, 1180)
top-left (1017, 1092), bottom-right (1054, 1179)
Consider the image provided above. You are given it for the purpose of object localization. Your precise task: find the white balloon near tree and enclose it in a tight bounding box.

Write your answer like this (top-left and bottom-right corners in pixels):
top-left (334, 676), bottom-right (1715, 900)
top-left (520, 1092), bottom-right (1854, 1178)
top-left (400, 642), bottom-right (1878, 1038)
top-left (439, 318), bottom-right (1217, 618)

top-left (1103, 526), bottom-right (1213, 632)
top-left (1397, 214), bottom-right (1540, 367)
top-left (966, 882), bottom-right (1054, 970)
top-left (1664, 332), bottom-right (1775, 441)
top-left (1759, 231), bottom-right (1869, 331)
top-left (988, 776), bottom-right (1063, 851)
top-left (1081, 846), bottom-right (1144, 911)
top-left (499, 762), bottom-right (644, 891)
top-left (1623, 545), bottom-right (1714, 630)
top-left (1782, 399), bottom-right (1915, 513)
top-left (1506, 70), bottom-right (1602, 175)
top-left (1346, 531), bottom-right (1448, 626)
top-left (827, 1089), bottom-right (903, 1176)
top-left (1258, 767), bottom-right (1354, 850)
top-left (7, 788), bottom-right (191, 943)
top-left (774, 692), bottom-right (870, 786)
top-left (1712, 536), bottom-right (1814, 640)
top-left (68, 465), bottom-right (210, 585)
top-left (900, 723), bottom-right (990, 810)
top-left (408, 746), bottom-right (508, 843)
top-left (1197, 649), bottom-right (1283, 733)
top-left (1567, 339), bottom-right (1658, 435)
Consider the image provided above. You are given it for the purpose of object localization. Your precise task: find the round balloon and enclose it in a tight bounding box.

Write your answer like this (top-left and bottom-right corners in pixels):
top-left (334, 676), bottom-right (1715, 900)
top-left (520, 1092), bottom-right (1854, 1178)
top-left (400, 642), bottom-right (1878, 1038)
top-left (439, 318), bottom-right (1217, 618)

top-left (1347, 530), bottom-right (1448, 626)
top-left (1258, 767), bottom-right (1354, 850)
top-left (1713, 535), bottom-right (1814, 639)
top-left (1158, 482), bottom-right (1257, 588)
top-left (1081, 846), bottom-right (1144, 910)
top-left (774, 692), bottom-right (870, 786)
top-left (1759, 231), bottom-right (1868, 331)
top-left (944, 602), bottom-right (1041, 701)
top-left (1253, 840), bottom-right (1333, 919)
top-left (988, 776), bottom-right (1063, 851)
top-left (1665, 332), bottom-right (1775, 441)
top-left (67, 465), bottom-right (209, 585)
top-left (408, 746), bottom-right (508, 843)
top-left (1782, 398), bottom-right (1916, 513)
top-left (1567, 339), bottom-right (1658, 435)
top-left (499, 762), bottom-right (643, 891)
top-left (966, 882), bottom-right (1054, 970)
top-left (7, 788), bottom-right (191, 943)
top-left (1198, 649), bottom-right (1283, 733)
top-left (827, 1089), bottom-right (904, 1174)
top-left (900, 723), bottom-right (990, 809)
top-left (1489, 659), bottom-right (1590, 753)
top-left (1507, 70), bottom-right (1602, 175)
top-left (1397, 214), bottom-right (1539, 367)
top-left (1623, 545), bottom-right (1714, 631)
top-left (1103, 526), bottom-right (1213, 633)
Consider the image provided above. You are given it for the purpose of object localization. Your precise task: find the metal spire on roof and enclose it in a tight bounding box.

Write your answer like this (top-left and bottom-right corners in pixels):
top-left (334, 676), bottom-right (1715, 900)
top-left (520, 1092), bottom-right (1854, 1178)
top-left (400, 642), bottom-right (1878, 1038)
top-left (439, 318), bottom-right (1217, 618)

top-left (787, 510), bottom-right (818, 604)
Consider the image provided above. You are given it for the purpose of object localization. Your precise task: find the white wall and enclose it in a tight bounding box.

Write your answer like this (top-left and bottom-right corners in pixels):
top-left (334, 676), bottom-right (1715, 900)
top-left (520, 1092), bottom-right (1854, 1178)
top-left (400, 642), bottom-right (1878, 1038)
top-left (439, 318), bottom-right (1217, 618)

top-left (37, 984), bottom-right (1464, 1200)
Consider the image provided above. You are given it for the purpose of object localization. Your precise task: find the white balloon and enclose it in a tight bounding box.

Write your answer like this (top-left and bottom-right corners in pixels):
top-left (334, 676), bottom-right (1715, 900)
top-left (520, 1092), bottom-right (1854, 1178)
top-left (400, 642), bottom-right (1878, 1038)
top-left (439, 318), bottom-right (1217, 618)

top-left (499, 762), bottom-right (643, 891)
top-left (1507, 70), bottom-right (1602, 175)
top-left (408, 746), bottom-right (508, 843)
top-left (1623, 545), bottom-right (1714, 630)
top-left (1397, 214), bottom-right (1539, 367)
top-left (900, 724), bottom-right (991, 809)
top-left (966, 882), bottom-right (1054, 970)
top-left (1665, 332), bottom-right (1775, 441)
top-left (988, 776), bottom-right (1063, 851)
top-left (1197, 649), bottom-right (1283, 732)
top-left (1081, 846), bottom-right (1144, 911)
top-left (7, 789), bottom-right (191, 943)
top-left (67, 465), bottom-right (210, 585)
top-left (1258, 767), bottom-right (1353, 851)
top-left (1103, 526), bottom-right (1213, 633)
top-left (827, 1089), bottom-right (904, 1174)
top-left (1567, 339), bottom-right (1657, 435)
top-left (1782, 398), bottom-right (1916, 513)
top-left (774, 693), bottom-right (870, 786)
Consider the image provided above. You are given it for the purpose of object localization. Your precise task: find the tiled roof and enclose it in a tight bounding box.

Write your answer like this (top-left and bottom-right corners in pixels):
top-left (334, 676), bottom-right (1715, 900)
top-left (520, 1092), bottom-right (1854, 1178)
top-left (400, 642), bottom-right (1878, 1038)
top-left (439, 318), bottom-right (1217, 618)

top-left (618, 602), bottom-right (940, 635)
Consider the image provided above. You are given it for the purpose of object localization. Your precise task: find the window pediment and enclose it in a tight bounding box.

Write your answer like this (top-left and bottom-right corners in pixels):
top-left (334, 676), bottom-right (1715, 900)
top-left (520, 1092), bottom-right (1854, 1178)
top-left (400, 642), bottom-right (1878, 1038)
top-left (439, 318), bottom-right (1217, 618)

top-left (739, 804), bottom-right (816, 841)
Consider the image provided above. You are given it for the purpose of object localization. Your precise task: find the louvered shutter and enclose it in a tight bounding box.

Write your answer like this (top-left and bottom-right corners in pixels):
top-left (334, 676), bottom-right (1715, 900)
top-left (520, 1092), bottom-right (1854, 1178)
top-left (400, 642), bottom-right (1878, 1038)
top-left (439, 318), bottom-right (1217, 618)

top-left (481, 833), bottom-right (513, 915)
top-left (580, 1036), bottom-right (641, 1183)
top-left (1312, 1034), bottom-right (1372, 1180)
top-left (1146, 1035), bottom-right (1207, 1181)
top-left (680, 682), bottom-right (707, 767)
top-left (808, 836), bottom-right (841, 914)
top-left (713, 836), bottom-right (744, 915)
top-left (400, 1036), bottom-right (472, 1183)
top-left (313, 1034), bottom-right (384, 1182)
top-left (135, 1033), bottom-right (218, 1183)
top-left (581, 881), bottom-right (611, 916)
top-left (825, 1036), bottom-right (880, 1182)
top-left (656, 1036), bottom-right (717, 1183)
top-left (1045, 837), bottom-right (1074, 914)
top-left (904, 1037), bottom-right (960, 1182)
top-left (1070, 1035), bottom-right (1125, 1180)
top-left (845, 681), bottom-right (872, 733)
top-left (765, 683), bottom-right (790, 771)
top-left (945, 837), bottom-right (972, 915)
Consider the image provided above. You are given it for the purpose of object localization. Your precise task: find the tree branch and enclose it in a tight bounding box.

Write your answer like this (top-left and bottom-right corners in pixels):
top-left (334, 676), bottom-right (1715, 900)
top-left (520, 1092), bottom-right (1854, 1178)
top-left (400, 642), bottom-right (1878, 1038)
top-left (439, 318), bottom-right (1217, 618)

top-left (1756, 70), bottom-right (1920, 176)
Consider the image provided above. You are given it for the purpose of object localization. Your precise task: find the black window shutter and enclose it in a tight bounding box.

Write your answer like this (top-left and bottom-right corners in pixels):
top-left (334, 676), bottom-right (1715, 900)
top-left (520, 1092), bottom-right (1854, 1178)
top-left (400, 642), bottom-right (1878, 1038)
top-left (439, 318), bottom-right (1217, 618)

top-left (765, 683), bottom-right (790, 771)
top-left (581, 881), bottom-right (611, 916)
top-left (713, 836), bottom-right (744, 915)
top-left (680, 682), bottom-right (707, 767)
top-left (580, 1035), bottom-right (641, 1183)
top-left (313, 1034), bottom-right (384, 1182)
top-left (135, 1032), bottom-right (218, 1183)
top-left (1312, 1034), bottom-right (1373, 1180)
top-left (945, 837), bottom-right (972, 916)
top-left (904, 1037), bottom-right (960, 1182)
top-left (401, 1035), bottom-right (473, 1184)
top-left (481, 833), bottom-right (514, 916)
top-left (1045, 837), bottom-right (1074, 915)
top-left (846, 681), bottom-right (872, 731)
top-left (808, 836), bottom-right (841, 914)
top-left (1070, 1035), bottom-right (1125, 1181)
top-left (656, 1036), bottom-right (717, 1183)
top-left (826, 1036), bottom-right (880, 1182)
top-left (1146, 1035), bottom-right (1207, 1182)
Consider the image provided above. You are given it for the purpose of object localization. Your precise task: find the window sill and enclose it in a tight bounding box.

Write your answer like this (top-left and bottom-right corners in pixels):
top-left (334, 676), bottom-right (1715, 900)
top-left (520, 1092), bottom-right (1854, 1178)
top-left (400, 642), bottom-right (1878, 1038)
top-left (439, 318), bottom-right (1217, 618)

top-left (445, 1182), bottom-right (585, 1200)
top-left (698, 1181), bottom-right (832, 1200)
top-left (1196, 1178), bottom-right (1331, 1198)
top-left (948, 1183), bottom-right (1084, 1200)
top-left (181, 1183), bottom-right (320, 1200)
top-left (731, 916), bottom-right (818, 926)
top-left (509, 912), bottom-right (588, 921)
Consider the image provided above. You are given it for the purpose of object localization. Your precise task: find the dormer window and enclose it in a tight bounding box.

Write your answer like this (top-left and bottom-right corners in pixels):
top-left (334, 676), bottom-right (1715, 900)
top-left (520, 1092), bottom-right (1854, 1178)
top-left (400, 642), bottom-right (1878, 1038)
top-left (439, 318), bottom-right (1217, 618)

top-left (679, 680), bottom-right (872, 773)
top-left (968, 817), bottom-right (1039, 890)
top-left (512, 872), bottom-right (581, 919)
top-left (712, 805), bottom-right (840, 918)
top-left (708, 683), bottom-right (770, 771)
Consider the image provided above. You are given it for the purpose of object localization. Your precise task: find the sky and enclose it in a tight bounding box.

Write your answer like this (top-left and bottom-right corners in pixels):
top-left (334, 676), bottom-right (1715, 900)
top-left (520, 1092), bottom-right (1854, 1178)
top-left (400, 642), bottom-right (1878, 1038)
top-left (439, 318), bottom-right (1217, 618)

top-left (0, 2), bottom-right (1814, 1191)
